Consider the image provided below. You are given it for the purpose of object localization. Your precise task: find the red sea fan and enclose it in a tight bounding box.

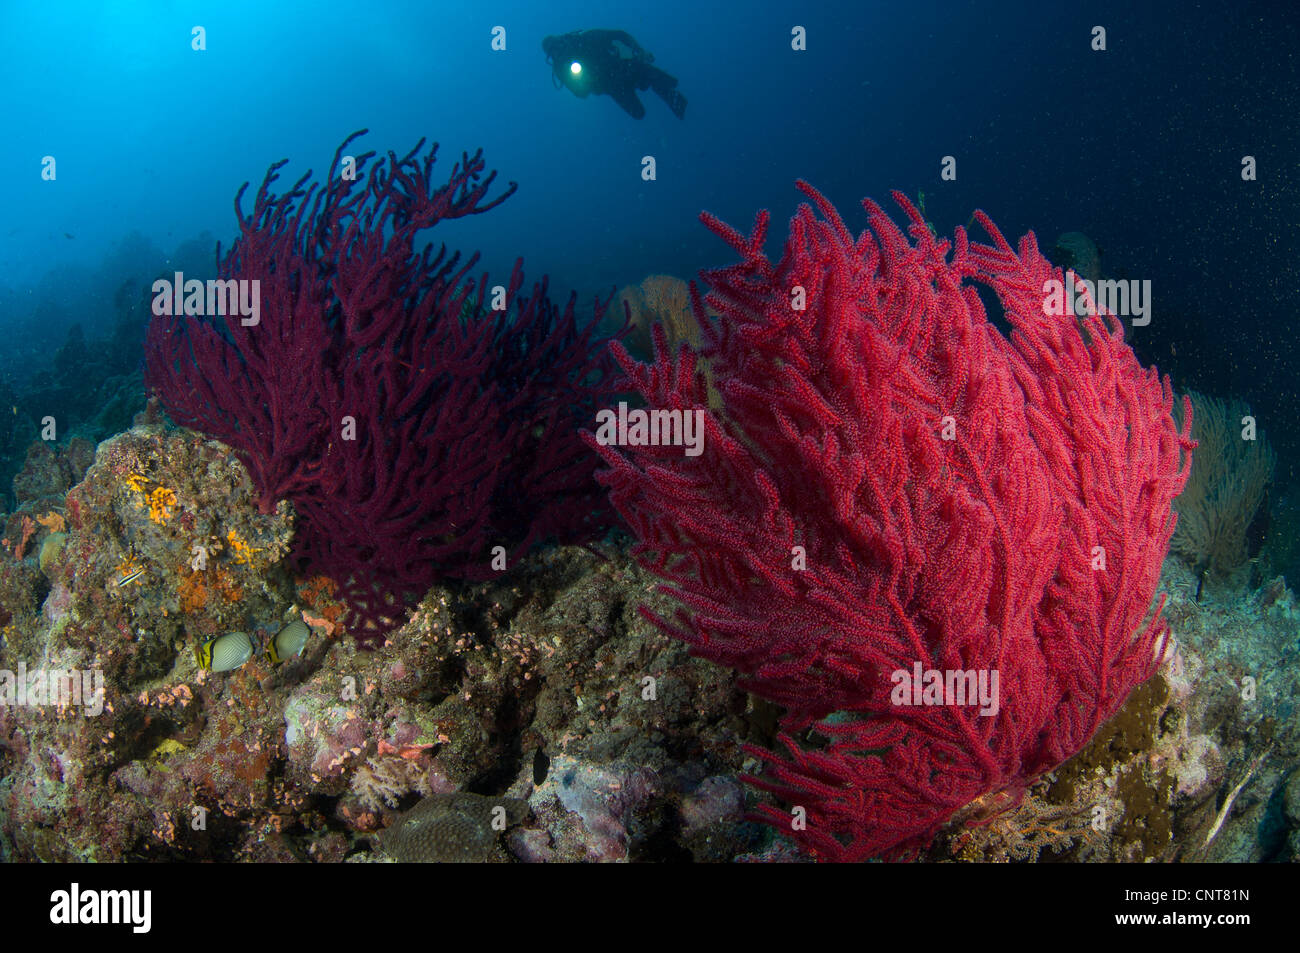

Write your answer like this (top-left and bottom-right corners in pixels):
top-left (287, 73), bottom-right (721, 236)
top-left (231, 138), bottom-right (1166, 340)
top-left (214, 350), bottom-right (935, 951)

top-left (588, 182), bottom-right (1194, 860)
top-left (146, 132), bottom-right (620, 643)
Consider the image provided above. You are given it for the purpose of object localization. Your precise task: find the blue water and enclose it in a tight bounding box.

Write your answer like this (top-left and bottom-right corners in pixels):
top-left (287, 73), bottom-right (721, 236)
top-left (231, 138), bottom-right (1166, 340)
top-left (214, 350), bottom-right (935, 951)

top-left (0, 0), bottom-right (1296, 465)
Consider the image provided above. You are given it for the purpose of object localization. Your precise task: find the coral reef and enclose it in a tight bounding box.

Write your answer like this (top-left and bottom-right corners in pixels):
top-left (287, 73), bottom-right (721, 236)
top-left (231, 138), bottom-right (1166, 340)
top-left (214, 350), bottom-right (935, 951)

top-left (0, 426), bottom-right (294, 859)
top-left (1, 424), bottom-right (1293, 863)
top-left (590, 184), bottom-right (1195, 860)
top-left (145, 132), bottom-right (620, 642)
top-left (0, 154), bottom-right (1292, 866)
top-left (0, 429), bottom-right (756, 861)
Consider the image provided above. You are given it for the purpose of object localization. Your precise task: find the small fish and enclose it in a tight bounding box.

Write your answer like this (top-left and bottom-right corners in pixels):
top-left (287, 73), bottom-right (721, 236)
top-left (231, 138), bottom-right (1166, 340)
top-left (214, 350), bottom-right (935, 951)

top-left (266, 619), bottom-right (310, 665)
top-left (114, 566), bottom-right (146, 587)
top-left (195, 631), bottom-right (255, 672)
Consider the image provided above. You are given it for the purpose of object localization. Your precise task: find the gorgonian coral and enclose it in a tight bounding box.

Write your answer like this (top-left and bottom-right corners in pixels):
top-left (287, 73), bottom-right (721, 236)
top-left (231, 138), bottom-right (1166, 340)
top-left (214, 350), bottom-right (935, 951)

top-left (147, 131), bottom-right (619, 643)
top-left (590, 183), bottom-right (1193, 859)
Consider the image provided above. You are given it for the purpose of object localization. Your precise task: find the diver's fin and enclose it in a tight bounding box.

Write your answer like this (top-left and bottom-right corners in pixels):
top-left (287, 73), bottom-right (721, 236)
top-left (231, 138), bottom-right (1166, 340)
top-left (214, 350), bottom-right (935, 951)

top-left (646, 67), bottom-right (687, 119)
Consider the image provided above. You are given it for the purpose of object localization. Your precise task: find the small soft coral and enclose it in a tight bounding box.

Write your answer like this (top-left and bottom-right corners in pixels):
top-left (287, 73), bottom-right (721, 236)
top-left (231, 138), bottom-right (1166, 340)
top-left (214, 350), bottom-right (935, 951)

top-left (350, 754), bottom-right (434, 812)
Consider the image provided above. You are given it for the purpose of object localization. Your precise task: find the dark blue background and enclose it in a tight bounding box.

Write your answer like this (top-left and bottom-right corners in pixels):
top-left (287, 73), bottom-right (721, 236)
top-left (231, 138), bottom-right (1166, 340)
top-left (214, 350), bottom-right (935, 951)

top-left (1, 0), bottom-right (1296, 467)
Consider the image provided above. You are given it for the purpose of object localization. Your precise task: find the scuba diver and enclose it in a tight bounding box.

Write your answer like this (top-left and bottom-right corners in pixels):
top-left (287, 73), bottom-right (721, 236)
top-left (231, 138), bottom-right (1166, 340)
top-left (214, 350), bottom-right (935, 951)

top-left (542, 29), bottom-right (687, 120)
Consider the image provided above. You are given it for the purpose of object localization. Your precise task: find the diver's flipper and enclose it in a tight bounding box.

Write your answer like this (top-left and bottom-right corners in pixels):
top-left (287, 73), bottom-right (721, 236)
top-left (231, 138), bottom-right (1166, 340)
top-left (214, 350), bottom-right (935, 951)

top-left (647, 68), bottom-right (687, 119)
top-left (664, 88), bottom-right (687, 119)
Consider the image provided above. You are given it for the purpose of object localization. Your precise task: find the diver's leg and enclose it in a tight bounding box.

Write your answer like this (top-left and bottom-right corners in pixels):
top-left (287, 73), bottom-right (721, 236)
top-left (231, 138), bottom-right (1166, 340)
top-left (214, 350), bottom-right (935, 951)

top-left (608, 86), bottom-right (647, 119)
top-left (642, 65), bottom-right (687, 119)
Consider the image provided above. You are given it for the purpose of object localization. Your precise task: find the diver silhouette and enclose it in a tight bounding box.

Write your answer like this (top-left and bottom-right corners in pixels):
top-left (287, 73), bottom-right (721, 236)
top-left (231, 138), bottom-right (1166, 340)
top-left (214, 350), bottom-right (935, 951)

top-left (543, 29), bottom-right (687, 120)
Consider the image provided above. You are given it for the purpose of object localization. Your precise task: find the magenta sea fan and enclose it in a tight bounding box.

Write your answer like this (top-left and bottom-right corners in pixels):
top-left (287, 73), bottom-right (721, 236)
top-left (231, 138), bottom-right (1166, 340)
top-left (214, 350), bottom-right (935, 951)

top-left (146, 131), bottom-right (619, 643)
top-left (588, 183), bottom-right (1194, 860)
